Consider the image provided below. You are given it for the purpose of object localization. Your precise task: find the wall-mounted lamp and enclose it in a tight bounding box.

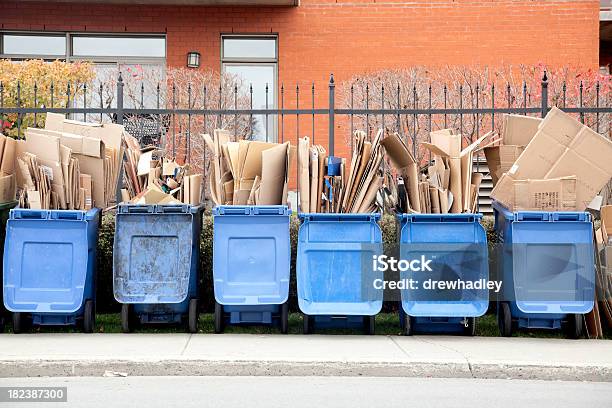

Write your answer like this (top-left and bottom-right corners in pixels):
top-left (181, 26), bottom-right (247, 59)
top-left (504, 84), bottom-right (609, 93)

top-left (187, 51), bottom-right (201, 68)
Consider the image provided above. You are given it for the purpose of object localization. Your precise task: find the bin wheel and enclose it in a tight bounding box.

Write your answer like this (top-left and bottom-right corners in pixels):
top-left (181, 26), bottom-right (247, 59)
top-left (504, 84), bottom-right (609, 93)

top-left (463, 317), bottom-right (476, 337)
top-left (187, 298), bottom-right (199, 334)
top-left (12, 312), bottom-right (28, 334)
top-left (364, 316), bottom-right (375, 335)
top-left (280, 302), bottom-right (289, 334)
top-left (498, 302), bottom-right (512, 337)
top-left (303, 314), bottom-right (313, 334)
top-left (402, 311), bottom-right (414, 336)
top-left (565, 314), bottom-right (584, 339)
top-left (214, 301), bottom-right (224, 334)
top-left (121, 304), bottom-right (134, 333)
top-left (83, 300), bottom-right (95, 333)
top-left (0, 317), bottom-right (4, 333)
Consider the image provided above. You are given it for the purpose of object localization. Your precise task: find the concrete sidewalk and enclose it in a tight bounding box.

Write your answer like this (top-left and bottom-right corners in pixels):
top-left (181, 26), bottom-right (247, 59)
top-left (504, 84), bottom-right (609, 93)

top-left (0, 334), bottom-right (611, 381)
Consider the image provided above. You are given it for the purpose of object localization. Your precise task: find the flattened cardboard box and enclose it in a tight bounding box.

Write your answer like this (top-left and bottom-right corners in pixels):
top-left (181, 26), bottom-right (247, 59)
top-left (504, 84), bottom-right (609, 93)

top-left (483, 145), bottom-right (524, 186)
top-left (24, 129), bottom-right (68, 208)
top-left (60, 132), bottom-right (105, 158)
top-left (26, 127), bottom-right (104, 159)
top-left (0, 135), bottom-right (6, 168)
top-left (1, 136), bottom-right (16, 175)
top-left (502, 114), bottom-right (542, 146)
top-left (79, 174), bottom-right (93, 210)
top-left (492, 107), bottom-right (612, 211)
top-left (545, 126), bottom-right (612, 211)
top-left (0, 174), bottom-right (16, 203)
top-left (381, 133), bottom-right (419, 212)
top-left (502, 107), bottom-right (585, 179)
top-left (76, 154), bottom-right (105, 208)
top-left (492, 175), bottom-right (577, 212)
top-left (513, 176), bottom-right (577, 212)
top-left (259, 142), bottom-right (290, 205)
top-left (233, 140), bottom-right (278, 205)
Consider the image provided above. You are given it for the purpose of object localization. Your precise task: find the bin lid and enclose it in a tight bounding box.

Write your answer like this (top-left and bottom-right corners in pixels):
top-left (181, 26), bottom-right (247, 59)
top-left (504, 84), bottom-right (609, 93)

top-left (398, 214), bottom-right (489, 317)
top-left (495, 201), bottom-right (596, 314)
top-left (296, 213), bottom-right (383, 316)
top-left (113, 209), bottom-right (199, 304)
top-left (213, 206), bottom-right (291, 305)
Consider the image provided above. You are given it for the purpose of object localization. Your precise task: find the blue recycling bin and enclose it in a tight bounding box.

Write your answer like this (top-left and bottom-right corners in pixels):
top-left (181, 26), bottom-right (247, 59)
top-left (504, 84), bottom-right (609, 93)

top-left (0, 200), bottom-right (18, 332)
top-left (212, 205), bottom-right (291, 333)
top-left (3, 208), bottom-right (100, 333)
top-left (113, 204), bottom-right (202, 333)
top-left (493, 201), bottom-right (595, 338)
top-left (297, 213), bottom-right (383, 334)
top-left (397, 213), bottom-right (489, 335)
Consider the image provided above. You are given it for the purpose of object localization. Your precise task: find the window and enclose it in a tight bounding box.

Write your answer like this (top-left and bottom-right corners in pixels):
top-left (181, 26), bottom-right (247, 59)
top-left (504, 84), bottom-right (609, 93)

top-left (72, 36), bottom-right (165, 58)
top-left (2, 34), bottom-right (66, 57)
top-left (223, 38), bottom-right (276, 60)
top-left (222, 36), bottom-right (278, 142)
top-left (1, 32), bottom-right (166, 62)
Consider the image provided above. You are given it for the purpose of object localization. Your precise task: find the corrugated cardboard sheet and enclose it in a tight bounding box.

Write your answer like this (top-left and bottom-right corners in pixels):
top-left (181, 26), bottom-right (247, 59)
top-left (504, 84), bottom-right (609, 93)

top-left (492, 107), bottom-right (612, 211)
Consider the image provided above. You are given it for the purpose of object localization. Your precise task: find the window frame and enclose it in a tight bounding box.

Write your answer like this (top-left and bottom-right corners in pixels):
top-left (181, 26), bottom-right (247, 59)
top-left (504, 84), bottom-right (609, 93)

top-left (70, 33), bottom-right (167, 61)
top-left (221, 34), bottom-right (279, 142)
top-left (0, 30), bottom-right (166, 65)
top-left (0, 31), bottom-right (68, 60)
top-left (221, 34), bottom-right (278, 63)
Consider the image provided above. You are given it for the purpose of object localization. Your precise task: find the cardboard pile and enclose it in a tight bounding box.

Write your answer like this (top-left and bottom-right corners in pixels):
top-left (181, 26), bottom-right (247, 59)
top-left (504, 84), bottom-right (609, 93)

top-left (17, 129), bottom-right (85, 209)
top-left (383, 129), bottom-right (490, 214)
top-left (0, 134), bottom-right (17, 203)
top-left (491, 107), bottom-right (612, 212)
top-left (205, 130), bottom-right (294, 206)
top-left (37, 113), bottom-right (124, 209)
top-left (590, 205), bottom-right (612, 337)
top-left (298, 130), bottom-right (384, 213)
top-left (8, 114), bottom-right (124, 210)
top-left (122, 132), bottom-right (202, 205)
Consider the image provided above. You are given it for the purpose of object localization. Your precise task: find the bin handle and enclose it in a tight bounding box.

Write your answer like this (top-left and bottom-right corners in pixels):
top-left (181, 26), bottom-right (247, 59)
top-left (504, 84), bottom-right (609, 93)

top-left (553, 213), bottom-right (588, 222)
top-left (301, 213), bottom-right (380, 222)
top-left (121, 205), bottom-right (156, 214)
top-left (218, 207), bottom-right (251, 216)
top-left (252, 207), bottom-right (287, 216)
top-left (10, 210), bottom-right (50, 220)
top-left (516, 213), bottom-right (549, 222)
top-left (409, 214), bottom-right (478, 223)
top-left (49, 211), bottom-right (84, 221)
top-left (156, 204), bottom-right (190, 214)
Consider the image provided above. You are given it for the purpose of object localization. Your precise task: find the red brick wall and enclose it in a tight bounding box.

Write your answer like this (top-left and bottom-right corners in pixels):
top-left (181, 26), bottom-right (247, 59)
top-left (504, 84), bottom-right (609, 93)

top-left (1, 0), bottom-right (601, 159)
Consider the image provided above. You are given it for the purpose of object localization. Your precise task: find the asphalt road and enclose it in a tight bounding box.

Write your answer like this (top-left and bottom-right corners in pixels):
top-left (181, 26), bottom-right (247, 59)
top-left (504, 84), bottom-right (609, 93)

top-left (0, 376), bottom-right (610, 408)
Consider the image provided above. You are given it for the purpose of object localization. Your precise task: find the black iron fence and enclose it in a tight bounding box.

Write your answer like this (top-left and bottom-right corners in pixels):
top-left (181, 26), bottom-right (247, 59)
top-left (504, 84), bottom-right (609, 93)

top-left (1, 72), bottom-right (611, 181)
top-left (2, 70), bottom-right (611, 207)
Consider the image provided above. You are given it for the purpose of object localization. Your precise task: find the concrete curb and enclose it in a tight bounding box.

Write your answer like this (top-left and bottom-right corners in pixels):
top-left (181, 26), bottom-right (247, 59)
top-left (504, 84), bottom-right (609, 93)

top-left (2, 360), bottom-right (610, 382)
